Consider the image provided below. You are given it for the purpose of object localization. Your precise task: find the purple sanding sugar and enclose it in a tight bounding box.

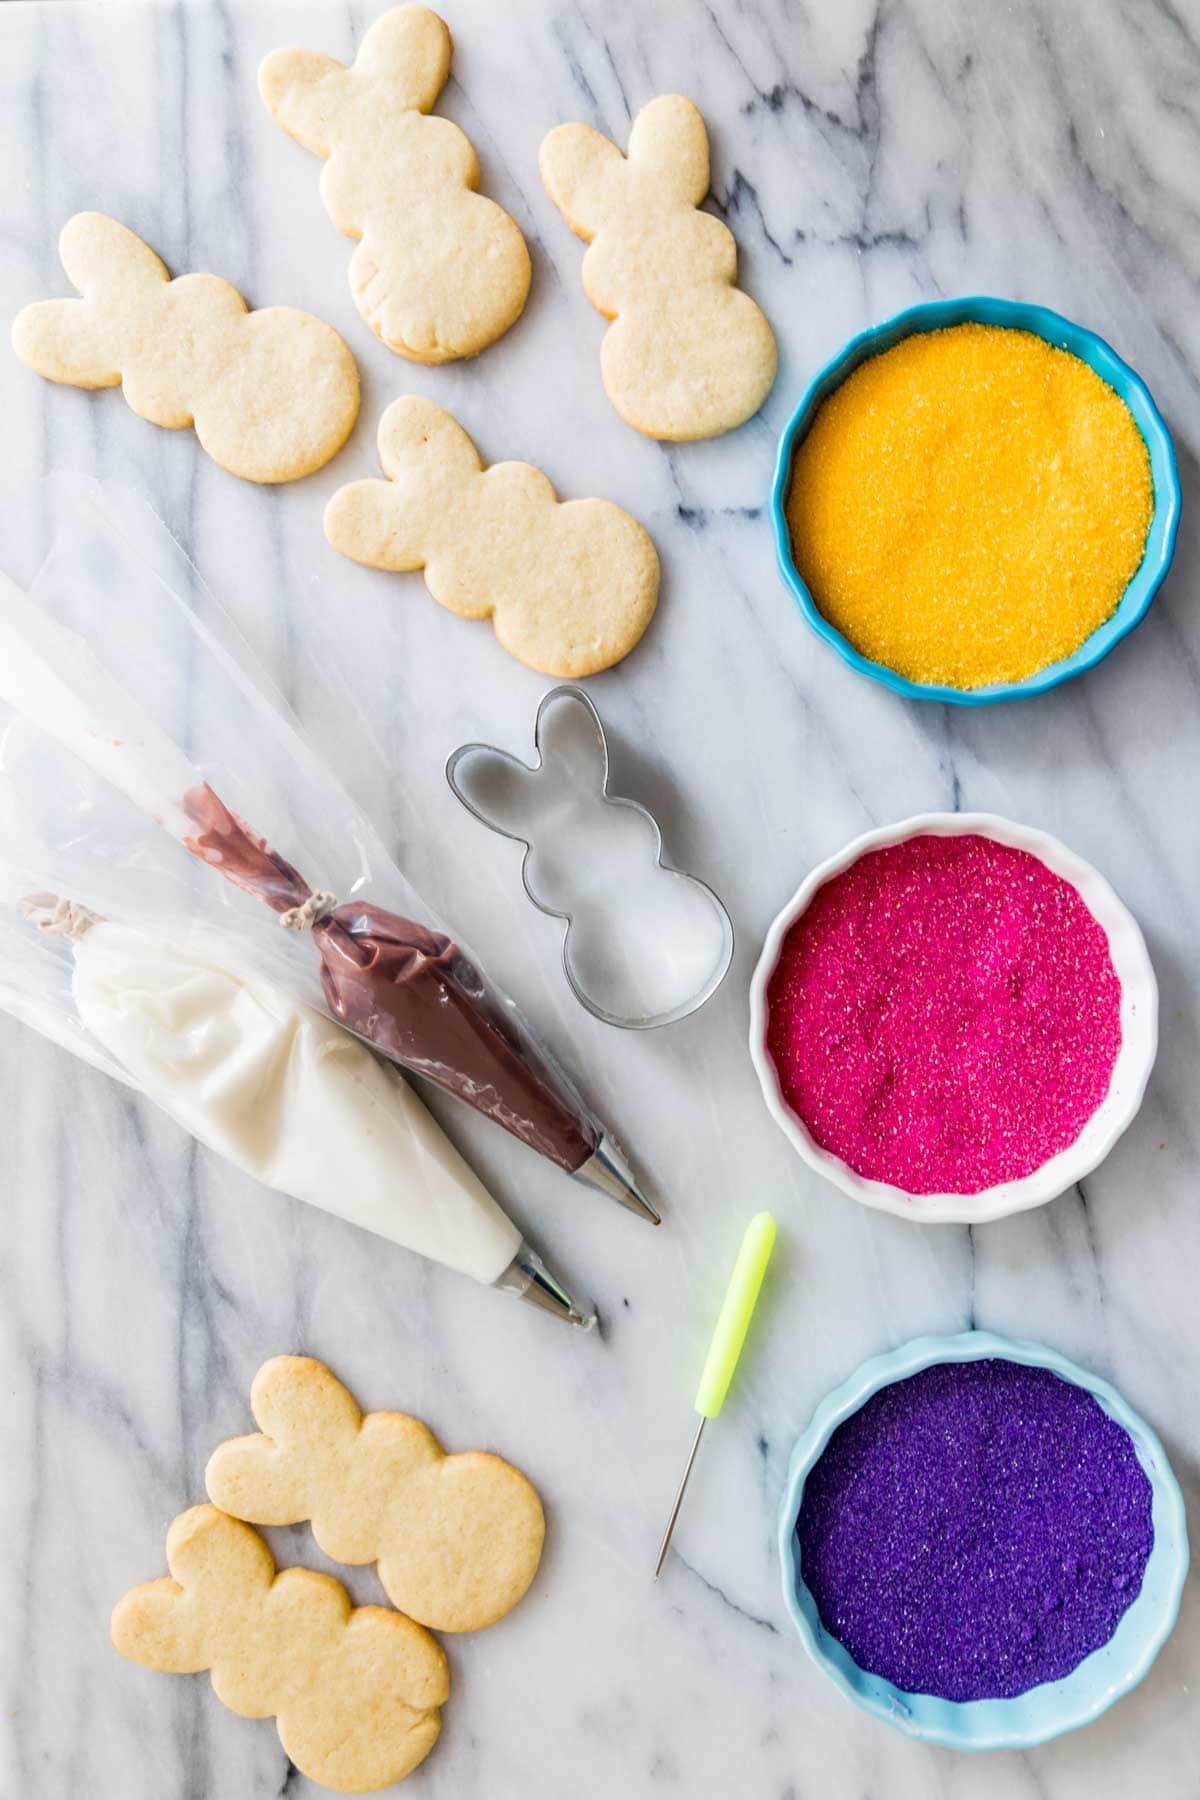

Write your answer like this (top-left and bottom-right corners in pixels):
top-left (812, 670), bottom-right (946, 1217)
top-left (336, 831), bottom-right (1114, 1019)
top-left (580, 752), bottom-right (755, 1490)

top-left (796, 1359), bottom-right (1154, 1702)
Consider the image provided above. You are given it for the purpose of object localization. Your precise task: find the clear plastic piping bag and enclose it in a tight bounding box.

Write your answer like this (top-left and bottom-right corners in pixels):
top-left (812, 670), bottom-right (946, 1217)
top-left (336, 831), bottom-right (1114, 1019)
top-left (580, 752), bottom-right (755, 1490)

top-left (0, 477), bottom-right (653, 1221)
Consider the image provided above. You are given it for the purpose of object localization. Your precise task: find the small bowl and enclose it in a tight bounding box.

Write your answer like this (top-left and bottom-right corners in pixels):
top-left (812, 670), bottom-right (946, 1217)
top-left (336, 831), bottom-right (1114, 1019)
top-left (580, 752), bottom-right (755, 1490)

top-left (748, 812), bottom-right (1157, 1224)
top-left (769, 296), bottom-right (1181, 705)
top-left (778, 1330), bottom-right (1189, 1749)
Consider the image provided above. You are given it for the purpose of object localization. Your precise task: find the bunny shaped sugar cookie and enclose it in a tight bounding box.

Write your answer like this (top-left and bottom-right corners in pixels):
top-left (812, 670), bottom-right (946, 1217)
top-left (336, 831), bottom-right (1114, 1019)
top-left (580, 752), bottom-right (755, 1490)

top-left (540, 95), bottom-right (777, 439)
top-left (325, 396), bottom-right (659, 676)
top-left (112, 1505), bottom-right (448, 1793)
top-left (11, 213), bottom-right (359, 482)
top-left (207, 1356), bottom-right (545, 1633)
top-left (260, 5), bottom-right (531, 363)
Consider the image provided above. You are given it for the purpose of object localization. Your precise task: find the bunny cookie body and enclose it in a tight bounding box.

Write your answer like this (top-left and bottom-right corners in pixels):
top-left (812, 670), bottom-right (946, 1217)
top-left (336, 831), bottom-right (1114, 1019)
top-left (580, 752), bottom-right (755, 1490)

top-left (112, 1505), bottom-right (448, 1793)
top-left (540, 95), bottom-right (777, 439)
top-left (206, 1355), bottom-right (546, 1633)
top-left (11, 213), bottom-right (359, 482)
top-left (260, 5), bottom-right (531, 363)
top-left (325, 396), bottom-right (659, 676)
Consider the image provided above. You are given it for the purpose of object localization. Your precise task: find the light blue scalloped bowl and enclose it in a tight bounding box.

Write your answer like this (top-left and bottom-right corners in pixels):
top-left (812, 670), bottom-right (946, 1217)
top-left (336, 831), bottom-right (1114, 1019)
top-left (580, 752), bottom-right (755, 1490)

top-left (778, 1331), bottom-right (1188, 1749)
top-left (770, 298), bottom-right (1181, 705)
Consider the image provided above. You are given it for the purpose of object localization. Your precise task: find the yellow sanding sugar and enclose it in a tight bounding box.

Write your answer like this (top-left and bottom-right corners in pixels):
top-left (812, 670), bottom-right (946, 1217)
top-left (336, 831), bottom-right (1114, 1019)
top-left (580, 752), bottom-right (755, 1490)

top-left (786, 322), bottom-right (1153, 689)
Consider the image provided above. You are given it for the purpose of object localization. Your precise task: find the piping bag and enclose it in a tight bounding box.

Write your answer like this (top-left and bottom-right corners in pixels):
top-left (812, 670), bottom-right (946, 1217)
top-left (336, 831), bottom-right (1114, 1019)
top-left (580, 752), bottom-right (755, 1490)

top-left (0, 478), bottom-right (656, 1225)
top-left (3, 895), bottom-right (594, 1327)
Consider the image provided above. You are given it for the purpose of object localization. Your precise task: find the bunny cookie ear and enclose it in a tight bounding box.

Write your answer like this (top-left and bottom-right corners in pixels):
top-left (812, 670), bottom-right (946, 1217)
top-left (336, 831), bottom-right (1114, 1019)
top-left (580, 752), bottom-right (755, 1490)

top-left (59, 212), bottom-right (170, 294)
top-left (111, 1576), bottom-right (206, 1675)
top-left (355, 3), bottom-right (453, 112)
top-left (206, 1355), bottom-right (359, 1526)
top-left (376, 395), bottom-right (482, 483)
top-left (324, 478), bottom-right (429, 573)
top-left (626, 94), bottom-right (710, 205)
top-left (11, 300), bottom-right (118, 389)
top-left (111, 1506), bottom-right (270, 1676)
top-left (324, 397), bottom-right (482, 573)
top-left (538, 123), bottom-right (626, 240)
top-left (12, 213), bottom-right (166, 388)
top-left (250, 1354), bottom-right (364, 1443)
top-left (165, 1504), bottom-right (276, 1598)
top-left (258, 48), bottom-right (348, 155)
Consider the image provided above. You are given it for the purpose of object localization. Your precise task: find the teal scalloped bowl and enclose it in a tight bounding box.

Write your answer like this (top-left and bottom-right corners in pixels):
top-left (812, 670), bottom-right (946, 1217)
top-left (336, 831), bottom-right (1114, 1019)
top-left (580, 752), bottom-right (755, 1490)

top-left (769, 298), bottom-right (1181, 705)
top-left (778, 1331), bottom-right (1188, 1749)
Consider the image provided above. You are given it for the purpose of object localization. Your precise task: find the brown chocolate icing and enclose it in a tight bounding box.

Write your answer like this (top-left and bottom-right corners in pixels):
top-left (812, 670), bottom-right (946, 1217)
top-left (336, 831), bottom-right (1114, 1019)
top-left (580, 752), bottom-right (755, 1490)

top-left (182, 785), bottom-right (597, 1170)
top-left (182, 785), bottom-right (309, 913)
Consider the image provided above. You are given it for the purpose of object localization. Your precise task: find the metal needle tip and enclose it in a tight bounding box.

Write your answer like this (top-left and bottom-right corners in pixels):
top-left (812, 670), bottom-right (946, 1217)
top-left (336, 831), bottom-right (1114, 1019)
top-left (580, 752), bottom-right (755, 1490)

top-left (497, 1242), bottom-right (597, 1329)
top-left (577, 1134), bottom-right (661, 1224)
top-left (654, 1416), bottom-right (707, 1579)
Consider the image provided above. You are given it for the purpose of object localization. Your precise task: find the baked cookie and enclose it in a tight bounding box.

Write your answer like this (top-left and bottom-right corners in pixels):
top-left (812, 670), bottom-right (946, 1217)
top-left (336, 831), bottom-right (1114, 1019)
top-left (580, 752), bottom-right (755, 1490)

top-left (112, 1505), bottom-right (448, 1794)
top-left (260, 4), bottom-right (531, 363)
top-left (10, 213), bottom-right (359, 482)
top-left (324, 396), bottom-right (659, 676)
top-left (207, 1355), bottom-right (545, 1632)
top-left (540, 95), bottom-right (777, 439)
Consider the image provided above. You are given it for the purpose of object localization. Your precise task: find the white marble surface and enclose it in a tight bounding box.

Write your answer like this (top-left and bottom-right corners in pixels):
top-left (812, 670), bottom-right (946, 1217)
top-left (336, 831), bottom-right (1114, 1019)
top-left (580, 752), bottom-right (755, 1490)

top-left (2, 0), bottom-right (1199, 1794)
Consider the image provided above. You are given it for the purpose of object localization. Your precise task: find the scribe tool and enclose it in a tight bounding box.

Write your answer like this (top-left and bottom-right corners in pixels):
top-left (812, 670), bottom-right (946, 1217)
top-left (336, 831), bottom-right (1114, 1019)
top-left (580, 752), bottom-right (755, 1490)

top-left (654, 1212), bottom-right (776, 1578)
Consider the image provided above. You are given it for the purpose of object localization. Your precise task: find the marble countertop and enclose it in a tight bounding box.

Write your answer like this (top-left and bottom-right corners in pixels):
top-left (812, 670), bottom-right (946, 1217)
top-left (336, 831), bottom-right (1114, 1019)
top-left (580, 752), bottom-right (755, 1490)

top-left (2, 0), bottom-right (1199, 1795)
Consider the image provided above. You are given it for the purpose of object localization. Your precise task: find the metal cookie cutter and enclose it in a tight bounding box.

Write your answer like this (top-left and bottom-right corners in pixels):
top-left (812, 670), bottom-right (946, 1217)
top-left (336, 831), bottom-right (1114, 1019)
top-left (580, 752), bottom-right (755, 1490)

top-left (446, 685), bottom-right (734, 1030)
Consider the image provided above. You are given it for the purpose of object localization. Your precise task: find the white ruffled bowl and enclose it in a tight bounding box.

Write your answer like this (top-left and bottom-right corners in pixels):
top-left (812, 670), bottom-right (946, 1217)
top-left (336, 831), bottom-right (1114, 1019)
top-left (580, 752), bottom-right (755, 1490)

top-left (748, 813), bottom-right (1157, 1225)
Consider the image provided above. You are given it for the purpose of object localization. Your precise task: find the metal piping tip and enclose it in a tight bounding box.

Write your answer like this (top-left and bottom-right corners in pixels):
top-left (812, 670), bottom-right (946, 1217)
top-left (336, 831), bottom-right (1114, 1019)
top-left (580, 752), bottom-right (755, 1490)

top-left (495, 1240), bottom-right (597, 1330)
top-left (575, 1133), bottom-right (661, 1225)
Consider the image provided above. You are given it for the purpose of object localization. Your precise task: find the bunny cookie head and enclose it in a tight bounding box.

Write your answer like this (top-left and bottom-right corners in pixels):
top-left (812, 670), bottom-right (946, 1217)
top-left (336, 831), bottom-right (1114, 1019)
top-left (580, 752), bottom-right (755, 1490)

top-left (259, 5), bottom-right (531, 363)
top-left (324, 396), bottom-right (659, 677)
top-left (11, 214), bottom-right (359, 482)
top-left (112, 1505), bottom-right (448, 1793)
top-left (206, 1355), bottom-right (546, 1633)
top-left (540, 95), bottom-right (777, 440)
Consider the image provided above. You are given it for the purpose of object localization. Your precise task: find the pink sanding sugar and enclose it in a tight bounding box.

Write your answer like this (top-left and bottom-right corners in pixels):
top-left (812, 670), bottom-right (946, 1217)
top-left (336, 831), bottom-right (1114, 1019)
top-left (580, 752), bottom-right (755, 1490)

top-left (765, 834), bottom-right (1122, 1195)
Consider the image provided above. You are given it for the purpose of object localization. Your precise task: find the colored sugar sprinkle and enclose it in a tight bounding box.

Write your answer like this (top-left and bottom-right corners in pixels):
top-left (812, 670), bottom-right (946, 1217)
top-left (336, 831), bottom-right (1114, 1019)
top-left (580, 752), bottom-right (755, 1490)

top-left (785, 322), bottom-right (1153, 689)
top-left (795, 1358), bottom-right (1154, 1702)
top-left (765, 834), bottom-right (1121, 1195)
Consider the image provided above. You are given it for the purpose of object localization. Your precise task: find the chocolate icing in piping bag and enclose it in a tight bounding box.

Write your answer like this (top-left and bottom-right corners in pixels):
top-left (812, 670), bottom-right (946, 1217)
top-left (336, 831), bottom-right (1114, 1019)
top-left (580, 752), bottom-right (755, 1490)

top-left (181, 780), bottom-right (595, 1164)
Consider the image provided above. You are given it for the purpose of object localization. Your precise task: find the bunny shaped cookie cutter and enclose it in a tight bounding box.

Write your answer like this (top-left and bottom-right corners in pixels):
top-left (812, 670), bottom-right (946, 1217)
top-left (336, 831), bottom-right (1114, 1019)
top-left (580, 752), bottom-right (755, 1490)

top-left (446, 686), bottom-right (734, 1030)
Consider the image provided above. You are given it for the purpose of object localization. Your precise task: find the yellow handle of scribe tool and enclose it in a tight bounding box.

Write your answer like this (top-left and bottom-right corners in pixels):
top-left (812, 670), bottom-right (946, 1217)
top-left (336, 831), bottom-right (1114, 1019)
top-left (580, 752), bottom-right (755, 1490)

top-left (694, 1211), bottom-right (777, 1417)
top-left (654, 1212), bottom-right (777, 1578)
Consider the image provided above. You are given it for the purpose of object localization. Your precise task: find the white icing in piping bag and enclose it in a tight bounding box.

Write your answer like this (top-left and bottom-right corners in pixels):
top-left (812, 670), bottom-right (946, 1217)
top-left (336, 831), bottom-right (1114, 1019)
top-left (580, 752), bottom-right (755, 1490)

top-left (15, 899), bottom-right (594, 1327)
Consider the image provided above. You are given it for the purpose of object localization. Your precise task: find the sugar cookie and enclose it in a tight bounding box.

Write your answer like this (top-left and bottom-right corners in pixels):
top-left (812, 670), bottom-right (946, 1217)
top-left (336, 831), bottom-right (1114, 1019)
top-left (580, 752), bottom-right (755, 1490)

top-left (11, 213), bottom-right (359, 482)
top-left (540, 95), bottom-right (777, 439)
top-left (206, 1355), bottom-right (545, 1632)
top-left (260, 4), bottom-right (531, 363)
top-left (111, 1504), bottom-right (448, 1794)
top-left (324, 395), bottom-right (659, 676)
